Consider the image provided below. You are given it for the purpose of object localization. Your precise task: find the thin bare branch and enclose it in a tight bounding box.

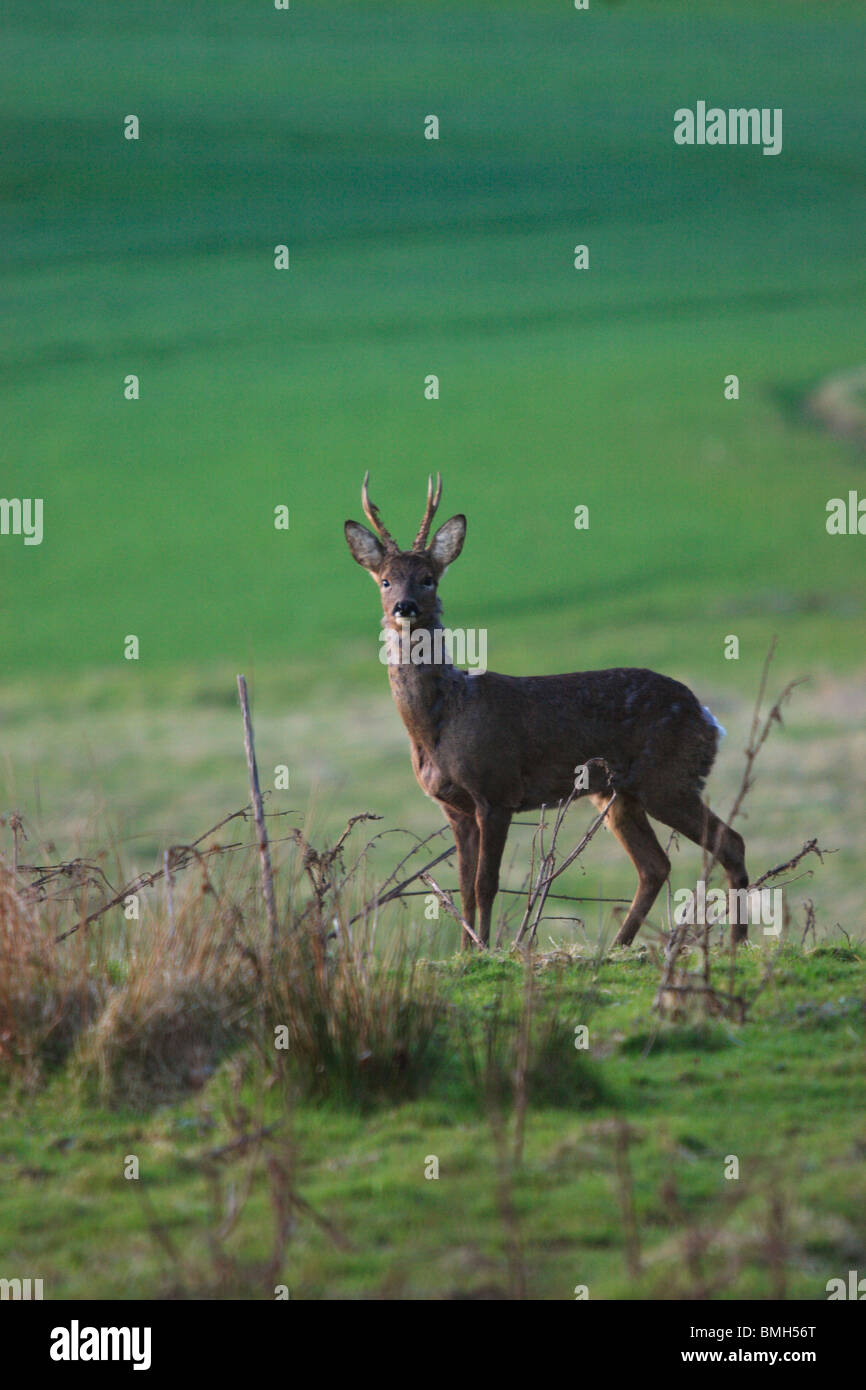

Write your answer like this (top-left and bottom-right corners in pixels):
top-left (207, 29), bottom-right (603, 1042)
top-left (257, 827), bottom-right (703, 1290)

top-left (420, 871), bottom-right (484, 948)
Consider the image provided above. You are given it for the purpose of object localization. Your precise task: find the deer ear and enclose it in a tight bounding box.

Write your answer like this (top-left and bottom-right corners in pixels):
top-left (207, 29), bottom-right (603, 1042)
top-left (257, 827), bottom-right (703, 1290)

top-left (429, 514), bottom-right (466, 571)
top-left (344, 520), bottom-right (385, 573)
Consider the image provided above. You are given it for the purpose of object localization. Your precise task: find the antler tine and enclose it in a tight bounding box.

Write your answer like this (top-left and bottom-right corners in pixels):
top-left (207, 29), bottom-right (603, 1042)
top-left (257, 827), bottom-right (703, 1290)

top-left (361, 470), bottom-right (395, 547)
top-left (413, 472), bottom-right (442, 551)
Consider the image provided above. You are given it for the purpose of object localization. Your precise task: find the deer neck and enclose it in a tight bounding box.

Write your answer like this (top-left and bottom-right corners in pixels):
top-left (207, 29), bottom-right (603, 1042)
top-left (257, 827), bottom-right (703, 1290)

top-left (384, 617), bottom-right (455, 750)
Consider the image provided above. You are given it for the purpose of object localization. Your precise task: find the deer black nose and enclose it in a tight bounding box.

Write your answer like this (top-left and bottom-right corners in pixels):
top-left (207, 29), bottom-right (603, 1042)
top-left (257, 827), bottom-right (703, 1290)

top-left (393, 600), bottom-right (419, 619)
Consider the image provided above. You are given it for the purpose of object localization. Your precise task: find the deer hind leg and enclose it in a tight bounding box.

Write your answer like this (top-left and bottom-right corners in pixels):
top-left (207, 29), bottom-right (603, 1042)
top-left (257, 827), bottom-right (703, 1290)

top-left (645, 791), bottom-right (749, 942)
top-left (442, 807), bottom-right (480, 950)
top-left (474, 805), bottom-right (512, 948)
top-left (592, 792), bottom-right (671, 948)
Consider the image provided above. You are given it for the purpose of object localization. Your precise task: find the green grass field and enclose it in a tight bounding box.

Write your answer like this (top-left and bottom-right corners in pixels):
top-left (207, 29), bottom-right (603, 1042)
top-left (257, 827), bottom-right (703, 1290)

top-left (3, 944), bottom-right (864, 1300)
top-left (2, 0), bottom-right (863, 928)
top-left (2, 0), bottom-right (865, 676)
top-left (1, 0), bottom-right (864, 1303)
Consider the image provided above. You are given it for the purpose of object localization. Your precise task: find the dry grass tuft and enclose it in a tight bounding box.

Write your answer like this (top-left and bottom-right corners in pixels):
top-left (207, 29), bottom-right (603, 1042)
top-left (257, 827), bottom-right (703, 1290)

top-left (74, 891), bottom-right (256, 1107)
top-left (264, 925), bottom-right (445, 1109)
top-left (0, 865), bottom-right (102, 1088)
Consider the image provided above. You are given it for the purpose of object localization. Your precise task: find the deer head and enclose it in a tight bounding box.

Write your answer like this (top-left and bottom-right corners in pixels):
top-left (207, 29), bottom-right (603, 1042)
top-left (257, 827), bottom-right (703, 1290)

top-left (344, 473), bottom-right (466, 632)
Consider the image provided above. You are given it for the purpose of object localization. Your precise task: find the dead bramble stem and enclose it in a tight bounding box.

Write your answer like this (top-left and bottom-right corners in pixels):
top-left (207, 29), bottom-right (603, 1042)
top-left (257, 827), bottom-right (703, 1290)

top-left (237, 675), bottom-right (279, 950)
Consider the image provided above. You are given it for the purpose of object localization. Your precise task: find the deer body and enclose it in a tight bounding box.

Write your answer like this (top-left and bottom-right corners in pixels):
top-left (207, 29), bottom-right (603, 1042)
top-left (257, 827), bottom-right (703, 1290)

top-left (346, 476), bottom-right (749, 949)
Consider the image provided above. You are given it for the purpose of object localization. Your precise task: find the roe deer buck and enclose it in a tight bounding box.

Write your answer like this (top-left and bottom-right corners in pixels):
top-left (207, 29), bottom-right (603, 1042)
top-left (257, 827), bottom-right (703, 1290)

top-left (344, 474), bottom-right (749, 949)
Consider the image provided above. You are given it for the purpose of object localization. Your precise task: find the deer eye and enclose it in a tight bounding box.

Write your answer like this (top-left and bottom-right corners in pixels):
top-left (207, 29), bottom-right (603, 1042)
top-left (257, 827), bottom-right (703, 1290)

top-left (381, 579), bottom-right (391, 589)
top-left (421, 575), bottom-right (435, 588)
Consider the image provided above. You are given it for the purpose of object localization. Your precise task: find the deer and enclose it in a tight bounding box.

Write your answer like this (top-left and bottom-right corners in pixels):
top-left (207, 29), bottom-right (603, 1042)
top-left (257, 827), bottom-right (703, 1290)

top-left (344, 474), bottom-right (749, 950)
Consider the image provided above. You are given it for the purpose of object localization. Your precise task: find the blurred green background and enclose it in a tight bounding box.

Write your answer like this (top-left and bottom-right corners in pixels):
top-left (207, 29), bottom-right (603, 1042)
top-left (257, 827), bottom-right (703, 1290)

top-left (1, 0), bottom-right (864, 937)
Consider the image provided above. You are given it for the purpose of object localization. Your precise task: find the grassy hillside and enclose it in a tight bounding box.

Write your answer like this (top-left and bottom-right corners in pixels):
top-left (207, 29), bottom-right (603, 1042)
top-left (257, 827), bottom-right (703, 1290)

top-left (2, 940), bottom-right (864, 1301)
top-left (0, 1), bottom-right (863, 1306)
top-left (1, 0), bottom-right (864, 680)
top-left (1, 1), bottom-right (863, 930)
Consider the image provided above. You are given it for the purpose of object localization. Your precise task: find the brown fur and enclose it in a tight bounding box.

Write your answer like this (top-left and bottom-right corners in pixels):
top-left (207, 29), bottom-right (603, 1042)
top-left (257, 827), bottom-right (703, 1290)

top-left (345, 476), bottom-right (748, 949)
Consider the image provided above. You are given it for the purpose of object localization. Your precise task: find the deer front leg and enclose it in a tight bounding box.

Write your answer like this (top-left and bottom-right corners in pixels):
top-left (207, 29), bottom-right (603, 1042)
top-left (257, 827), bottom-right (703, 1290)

top-left (474, 805), bottom-right (512, 948)
top-left (443, 807), bottom-right (480, 950)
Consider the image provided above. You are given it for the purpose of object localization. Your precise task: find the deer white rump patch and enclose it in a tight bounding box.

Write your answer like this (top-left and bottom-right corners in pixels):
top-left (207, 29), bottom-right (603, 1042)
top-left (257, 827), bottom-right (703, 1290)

top-left (701, 705), bottom-right (727, 740)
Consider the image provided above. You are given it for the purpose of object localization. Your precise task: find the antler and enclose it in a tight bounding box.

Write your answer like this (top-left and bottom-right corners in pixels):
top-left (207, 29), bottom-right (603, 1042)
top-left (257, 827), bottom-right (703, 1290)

top-left (361, 471), bottom-right (396, 549)
top-left (413, 472), bottom-right (442, 551)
